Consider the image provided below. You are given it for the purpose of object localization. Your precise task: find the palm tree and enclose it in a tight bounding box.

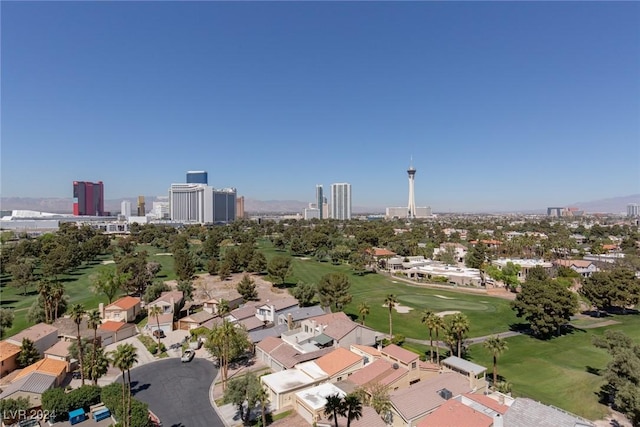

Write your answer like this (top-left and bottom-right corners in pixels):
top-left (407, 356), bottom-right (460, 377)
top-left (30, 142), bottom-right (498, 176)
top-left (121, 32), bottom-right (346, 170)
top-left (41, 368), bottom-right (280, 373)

top-left (449, 313), bottom-right (470, 358)
top-left (37, 280), bottom-right (52, 323)
top-left (384, 294), bottom-right (398, 339)
top-left (421, 310), bottom-right (435, 363)
top-left (217, 299), bottom-right (230, 316)
top-left (50, 281), bottom-right (65, 321)
top-left (70, 304), bottom-right (86, 386)
top-left (111, 343), bottom-right (138, 427)
top-left (324, 394), bottom-right (346, 427)
top-left (86, 309), bottom-right (102, 385)
top-left (431, 315), bottom-right (445, 365)
top-left (344, 393), bottom-right (363, 427)
top-left (483, 336), bottom-right (508, 387)
top-left (148, 305), bottom-right (163, 350)
top-left (358, 302), bottom-right (370, 326)
top-left (256, 385), bottom-right (269, 427)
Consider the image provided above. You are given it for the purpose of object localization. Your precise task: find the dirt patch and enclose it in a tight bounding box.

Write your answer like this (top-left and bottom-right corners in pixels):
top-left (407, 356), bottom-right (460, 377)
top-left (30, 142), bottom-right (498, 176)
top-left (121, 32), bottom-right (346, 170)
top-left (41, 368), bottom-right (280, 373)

top-left (155, 253), bottom-right (173, 256)
top-left (190, 273), bottom-right (288, 304)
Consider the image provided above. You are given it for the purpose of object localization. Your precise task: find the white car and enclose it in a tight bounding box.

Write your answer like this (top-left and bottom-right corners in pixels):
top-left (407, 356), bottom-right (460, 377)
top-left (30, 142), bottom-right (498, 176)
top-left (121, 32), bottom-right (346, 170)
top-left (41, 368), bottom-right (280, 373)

top-left (181, 349), bottom-right (195, 363)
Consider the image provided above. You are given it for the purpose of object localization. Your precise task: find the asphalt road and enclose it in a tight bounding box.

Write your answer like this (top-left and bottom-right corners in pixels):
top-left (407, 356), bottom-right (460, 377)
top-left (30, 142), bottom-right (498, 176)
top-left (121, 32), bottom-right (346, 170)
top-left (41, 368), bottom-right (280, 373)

top-left (128, 358), bottom-right (223, 427)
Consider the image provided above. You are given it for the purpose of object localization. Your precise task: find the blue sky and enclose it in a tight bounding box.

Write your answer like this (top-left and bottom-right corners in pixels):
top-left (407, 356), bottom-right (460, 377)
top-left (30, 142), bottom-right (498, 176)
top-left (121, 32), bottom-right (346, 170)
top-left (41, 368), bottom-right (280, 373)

top-left (2, 2), bottom-right (639, 212)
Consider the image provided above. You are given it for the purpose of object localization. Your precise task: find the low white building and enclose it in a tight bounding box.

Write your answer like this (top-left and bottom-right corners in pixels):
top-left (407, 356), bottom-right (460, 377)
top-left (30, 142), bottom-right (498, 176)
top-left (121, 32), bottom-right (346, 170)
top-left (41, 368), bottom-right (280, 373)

top-left (294, 382), bottom-right (346, 425)
top-left (492, 258), bottom-right (553, 282)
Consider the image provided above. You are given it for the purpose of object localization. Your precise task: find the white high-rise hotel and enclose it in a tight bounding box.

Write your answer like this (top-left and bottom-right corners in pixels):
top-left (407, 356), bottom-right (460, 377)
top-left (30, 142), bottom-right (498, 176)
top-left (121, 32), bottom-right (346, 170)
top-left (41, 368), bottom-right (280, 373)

top-left (331, 183), bottom-right (352, 220)
top-left (169, 183), bottom-right (236, 224)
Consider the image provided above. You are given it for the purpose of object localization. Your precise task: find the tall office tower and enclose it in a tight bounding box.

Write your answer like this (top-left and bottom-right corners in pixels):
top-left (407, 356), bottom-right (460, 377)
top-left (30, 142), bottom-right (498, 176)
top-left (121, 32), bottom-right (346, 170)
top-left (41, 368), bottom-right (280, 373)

top-left (73, 181), bottom-right (104, 216)
top-left (322, 197), bottom-right (329, 219)
top-left (407, 161), bottom-right (417, 220)
top-left (137, 196), bottom-right (146, 216)
top-left (186, 171), bottom-right (208, 185)
top-left (330, 183), bottom-right (352, 220)
top-left (236, 196), bottom-right (245, 219)
top-left (121, 200), bottom-right (132, 218)
top-left (316, 185), bottom-right (324, 220)
top-left (628, 203), bottom-right (640, 217)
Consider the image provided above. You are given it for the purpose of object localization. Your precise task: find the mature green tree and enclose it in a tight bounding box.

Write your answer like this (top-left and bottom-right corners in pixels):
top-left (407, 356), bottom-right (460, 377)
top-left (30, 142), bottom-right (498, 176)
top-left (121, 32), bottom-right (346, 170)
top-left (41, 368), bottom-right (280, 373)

top-left (593, 330), bottom-right (640, 425)
top-left (236, 274), bottom-right (259, 302)
top-left (483, 336), bottom-right (509, 387)
top-left (93, 268), bottom-right (127, 304)
top-left (87, 309), bottom-right (102, 385)
top-left (205, 319), bottom-right (250, 390)
top-left (70, 304), bottom-right (87, 385)
top-left (174, 249), bottom-right (196, 282)
top-left (581, 267), bottom-right (640, 315)
top-left (290, 281), bottom-right (317, 307)
top-left (365, 382), bottom-right (391, 415)
top-left (223, 372), bottom-right (263, 424)
top-left (324, 394), bottom-right (347, 427)
top-left (218, 261), bottom-right (232, 281)
top-left (385, 294), bottom-right (398, 339)
top-left (358, 302), bottom-right (370, 326)
top-left (0, 397), bottom-right (31, 424)
top-left (436, 245), bottom-right (457, 266)
top-left (272, 236), bottom-right (286, 251)
top-left (511, 277), bottom-right (578, 338)
top-left (224, 247), bottom-right (242, 273)
top-left (207, 257), bottom-right (219, 276)
top-left (177, 280), bottom-right (194, 302)
top-left (500, 262), bottom-right (521, 292)
top-left (143, 281), bottom-right (170, 304)
top-left (41, 387), bottom-right (69, 420)
top-left (465, 243), bottom-right (487, 269)
top-left (267, 256), bottom-right (292, 285)
top-left (448, 313), bottom-right (470, 358)
top-left (422, 310), bottom-right (440, 363)
top-left (317, 273), bottom-right (352, 310)
top-left (0, 308), bottom-right (15, 338)
top-left (8, 257), bottom-right (36, 295)
top-left (247, 252), bottom-right (267, 274)
top-left (344, 393), bottom-right (363, 427)
top-left (17, 337), bottom-right (40, 367)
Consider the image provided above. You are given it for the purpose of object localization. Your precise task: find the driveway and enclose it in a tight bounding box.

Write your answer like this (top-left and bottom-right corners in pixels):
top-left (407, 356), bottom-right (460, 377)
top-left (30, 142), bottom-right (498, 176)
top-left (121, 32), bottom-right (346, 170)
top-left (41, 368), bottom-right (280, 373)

top-left (128, 358), bottom-right (224, 427)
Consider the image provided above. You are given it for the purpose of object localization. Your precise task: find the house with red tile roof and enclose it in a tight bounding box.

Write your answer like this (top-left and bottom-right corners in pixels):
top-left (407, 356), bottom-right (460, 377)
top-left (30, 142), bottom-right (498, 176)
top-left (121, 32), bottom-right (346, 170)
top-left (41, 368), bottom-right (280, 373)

top-left (350, 344), bottom-right (382, 365)
top-left (98, 321), bottom-right (137, 345)
top-left (416, 399), bottom-right (494, 427)
top-left (295, 312), bottom-right (378, 349)
top-left (313, 347), bottom-right (363, 382)
top-left (255, 337), bottom-right (333, 372)
top-left (101, 296), bottom-right (141, 323)
top-left (0, 340), bottom-right (22, 377)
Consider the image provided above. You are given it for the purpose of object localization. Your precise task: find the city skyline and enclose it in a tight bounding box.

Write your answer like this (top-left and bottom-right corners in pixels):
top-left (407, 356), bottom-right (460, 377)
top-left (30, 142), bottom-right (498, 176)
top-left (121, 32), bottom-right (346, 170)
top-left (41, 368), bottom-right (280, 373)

top-left (2, 2), bottom-right (639, 212)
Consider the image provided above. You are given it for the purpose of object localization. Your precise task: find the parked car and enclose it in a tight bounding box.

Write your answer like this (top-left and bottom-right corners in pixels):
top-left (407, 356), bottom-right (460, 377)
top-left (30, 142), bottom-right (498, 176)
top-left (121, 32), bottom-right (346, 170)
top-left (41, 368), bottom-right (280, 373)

top-left (153, 329), bottom-right (166, 339)
top-left (72, 370), bottom-right (82, 379)
top-left (181, 349), bottom-right (195, 363)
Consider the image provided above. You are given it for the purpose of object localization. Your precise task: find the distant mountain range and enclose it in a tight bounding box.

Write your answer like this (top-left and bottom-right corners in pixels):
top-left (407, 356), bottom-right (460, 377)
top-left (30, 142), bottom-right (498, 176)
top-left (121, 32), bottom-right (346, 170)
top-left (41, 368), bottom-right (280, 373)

top-left (1, 194), bottom-right (638, 215)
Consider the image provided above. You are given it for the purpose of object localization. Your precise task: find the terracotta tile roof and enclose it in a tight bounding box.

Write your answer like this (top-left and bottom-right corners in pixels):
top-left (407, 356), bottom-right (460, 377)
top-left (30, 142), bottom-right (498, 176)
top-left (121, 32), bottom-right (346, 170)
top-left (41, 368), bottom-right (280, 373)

top-left (554, 259), bottom-right (595, 268)
top-left (381, 344), bottom-right (419, 365)
top-left (462, 393), bottom-right (509, 414)
top-left (314, 348), bottom-right (363, 377)
top-left (270, 343), bottom-right (334, 369)
top-left (348, 359), bottom-right (397, 387)
top-left (380, 365), bottom-right (409, 386)
top-left (351, 344), bottom-right (381, 358)
top-left (180, 311), bottom-right (215, 324)
top-left (98, 321), bottom-right (129, 332)
top-left (470, 239), bottom-right (502, 245)
top-left (368, 248), bottom-right (397, 257)
top-left (602, 244), bottom-right (618, 250)
top-left (260, 298), bottom-right (298, 311)
top-left (230, 303), bottom-right (260, 321)
top-left (15, 358), bottom-right (67, 380)
top-left (416, 399), bottom-right (493, 427)
top-left (256, 336), bottom-right (284, 354)
top-left (7, 323), bottom-right (58, 345)
top-left (390, 372), bottom-right (471, 421)
top-left (239, 316), bottom-right (266, 331)
top-left (0, 341), bottom-right (21, 361)
top-left (44, 340), bottom-right (72, 358)
top-left (106, 296), bottom-right (140, 311)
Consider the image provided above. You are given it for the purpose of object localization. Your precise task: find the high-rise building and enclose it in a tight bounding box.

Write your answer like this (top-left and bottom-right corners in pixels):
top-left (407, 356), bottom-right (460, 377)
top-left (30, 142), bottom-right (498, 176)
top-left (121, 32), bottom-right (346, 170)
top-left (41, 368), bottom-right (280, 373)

top-left (628, 203), bottom-right (640, 217)
top-left (169, 184), bottom-right (236, 224)
top-left (121, 200), bottom-right (132, 218)
top-left (186, 171), bottom-right (208, 185)
top-left (330, 183), bottom-right (352, 220)
top-left (236, 196), bottom-right (245, 219)
top-left (137, 196), bottom-right (146, 216)
top-left (407, 161), bottom-right (417, 219)
top-left (316, 185), bottom-right (324, 220)
top-left (152, 197), bottom-right (170, 219)
top-left (73, 181), bottom-right (104, 216)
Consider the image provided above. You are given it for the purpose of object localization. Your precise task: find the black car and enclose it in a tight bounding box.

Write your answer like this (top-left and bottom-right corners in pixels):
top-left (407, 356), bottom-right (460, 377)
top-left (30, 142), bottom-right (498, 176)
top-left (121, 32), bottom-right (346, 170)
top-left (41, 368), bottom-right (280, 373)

top-left (72, 371), bottom-right (82, 379)
top-left (153, 329), bottom-right (166, 338)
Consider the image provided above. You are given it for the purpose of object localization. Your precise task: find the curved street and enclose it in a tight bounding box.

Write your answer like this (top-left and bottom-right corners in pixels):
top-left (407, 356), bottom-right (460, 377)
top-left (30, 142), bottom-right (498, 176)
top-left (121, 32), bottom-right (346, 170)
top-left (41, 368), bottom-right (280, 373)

top-left (127, 358), bottom-right (223, 427)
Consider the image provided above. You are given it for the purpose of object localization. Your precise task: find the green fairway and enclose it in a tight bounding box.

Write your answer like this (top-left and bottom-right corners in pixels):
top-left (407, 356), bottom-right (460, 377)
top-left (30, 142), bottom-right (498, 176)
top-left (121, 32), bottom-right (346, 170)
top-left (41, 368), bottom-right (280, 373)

top-left (467, 314), bottom-right (640, 420)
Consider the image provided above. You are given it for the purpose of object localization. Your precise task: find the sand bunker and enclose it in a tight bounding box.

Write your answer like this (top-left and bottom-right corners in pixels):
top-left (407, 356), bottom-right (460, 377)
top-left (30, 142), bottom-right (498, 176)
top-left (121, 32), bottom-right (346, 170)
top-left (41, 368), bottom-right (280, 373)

top-left (436, 310), bottom-right (461, 317)
top-left (101, 260), bottom-right (115, 265)
top-left (434, 294), bottom-right (455, 300)
top-left (155, 253), bottom-right (173, 256)
top-left (382, 303), bottom-right (414, 314)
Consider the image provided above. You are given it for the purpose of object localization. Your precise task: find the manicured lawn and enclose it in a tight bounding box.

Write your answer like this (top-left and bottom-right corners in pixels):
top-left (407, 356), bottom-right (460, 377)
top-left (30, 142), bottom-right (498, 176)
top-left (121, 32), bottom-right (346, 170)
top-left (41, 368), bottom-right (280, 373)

top-left (467, 314), bottom-right (640, 421)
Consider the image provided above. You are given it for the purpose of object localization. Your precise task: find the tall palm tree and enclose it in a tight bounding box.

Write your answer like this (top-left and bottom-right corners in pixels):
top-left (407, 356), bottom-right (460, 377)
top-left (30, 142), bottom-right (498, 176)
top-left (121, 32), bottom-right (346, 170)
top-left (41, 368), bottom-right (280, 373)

top-left (37, 280), bottom-right (52, 323)
top-left (111, 343), bottom-right (138, 427)
top-left (449, 313), bottom-right (470, 358)
top-left (483, 336), bottom-right (508, 387)
top-left (431, 315), bottom-right (445, 365)
top-left (256, 384), bottom-right (269, 427)
top-left (421, 310), bottom-right (435, 363)
top-left (344, 393), bottom-right (363, 427)
top-left (86, 309), bottom-right (102, 385)
top-left (50, 281), bottom-right (65, 321)
top-left (358, 302), bottom-right (370, 326)
top-left (384, 294), bottom-right (398, 339)
top-left (70, 304), bottom-right (86, 386)
top-left (324, 394), bottom-right (346, 427)
top-left (148, 305), bottom-right (163, 350)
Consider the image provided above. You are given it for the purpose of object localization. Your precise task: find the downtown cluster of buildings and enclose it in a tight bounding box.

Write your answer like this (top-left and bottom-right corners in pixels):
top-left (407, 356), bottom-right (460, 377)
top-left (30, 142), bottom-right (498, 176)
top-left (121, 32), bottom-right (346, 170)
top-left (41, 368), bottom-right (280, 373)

top-left (303, 183), bottom-right (352, 220)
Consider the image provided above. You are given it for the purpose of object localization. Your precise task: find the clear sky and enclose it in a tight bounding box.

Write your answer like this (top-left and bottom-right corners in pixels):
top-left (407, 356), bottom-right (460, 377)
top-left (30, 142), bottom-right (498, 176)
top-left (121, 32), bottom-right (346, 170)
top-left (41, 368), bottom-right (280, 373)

top-left (2, 2), bottom-right (639, 212)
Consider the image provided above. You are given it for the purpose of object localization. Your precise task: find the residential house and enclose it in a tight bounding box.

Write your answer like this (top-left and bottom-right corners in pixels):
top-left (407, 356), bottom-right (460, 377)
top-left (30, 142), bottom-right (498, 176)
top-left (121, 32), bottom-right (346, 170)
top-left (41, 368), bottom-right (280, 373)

top-left (178, 311), bottom-right (216, 330)
top-left (202, 292), bottom-right (243, 315)
top-left (277, 305), bottom-right (327, 329)
top-left (228, 303), bottom-right (261, 323)
top-left (492, 258), bottom-right (553, 282)
top-left (441, 356), bottom-right (487, 392)
top-left (346, 358), bottom-right (409, 392)
top-left (294, 382), bottom-right (346, 424)
top-left (469, 239), bottom-right (502, 250)
top-left (503, 397), bottom-right (595, 427)
top-left (100, 296), bottom-right (141, 323)
top-left (255, 337), bottom-right (333, 372)
top-left (0, 340), bottom-right (22, 377)
top-left (553, 259), bottom-right (599, 278)
top-left (315, 406), bottom-right (387, 427)
top-left (6, 323), bottom-right (58, 357)
top-left (388, 372), bottom-right (472, 427)
top-left (256, 298), bottom-right (299, 323)
top-left (261, 363), bottom-right (328, 411)
top-left (416, 397), bottom-right (504, 427)
top-left (433, 243), bottom-right (468, 264)
top-left (292, 312), bottom-right (378, 350)
top-left (0, 358), bottom-right (68, 410)
top-left (98, 321), bottom-right (137, 345)
top-left (350, 344), bottom-right (381, 365)
top-left (146, 291), bottom-right (184, 333)
top-left (43, 340), bottom-right (73, 371)
top-left (312, 347), bottom-right (364, 383)
top-left (248, 324), bottom-right (289, 345)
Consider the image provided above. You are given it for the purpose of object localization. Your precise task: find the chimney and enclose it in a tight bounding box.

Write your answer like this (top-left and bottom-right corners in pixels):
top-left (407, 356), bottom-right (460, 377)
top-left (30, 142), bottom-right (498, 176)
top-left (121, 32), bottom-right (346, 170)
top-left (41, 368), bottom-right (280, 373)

top-left (493, 413), bottom-right (503, 427)
top-left (99, 303), bottom-right (105, 319)
top-left (287, 313), bottom-right (293, 331)
top-left (170, 298), bottom-right (175, 312)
